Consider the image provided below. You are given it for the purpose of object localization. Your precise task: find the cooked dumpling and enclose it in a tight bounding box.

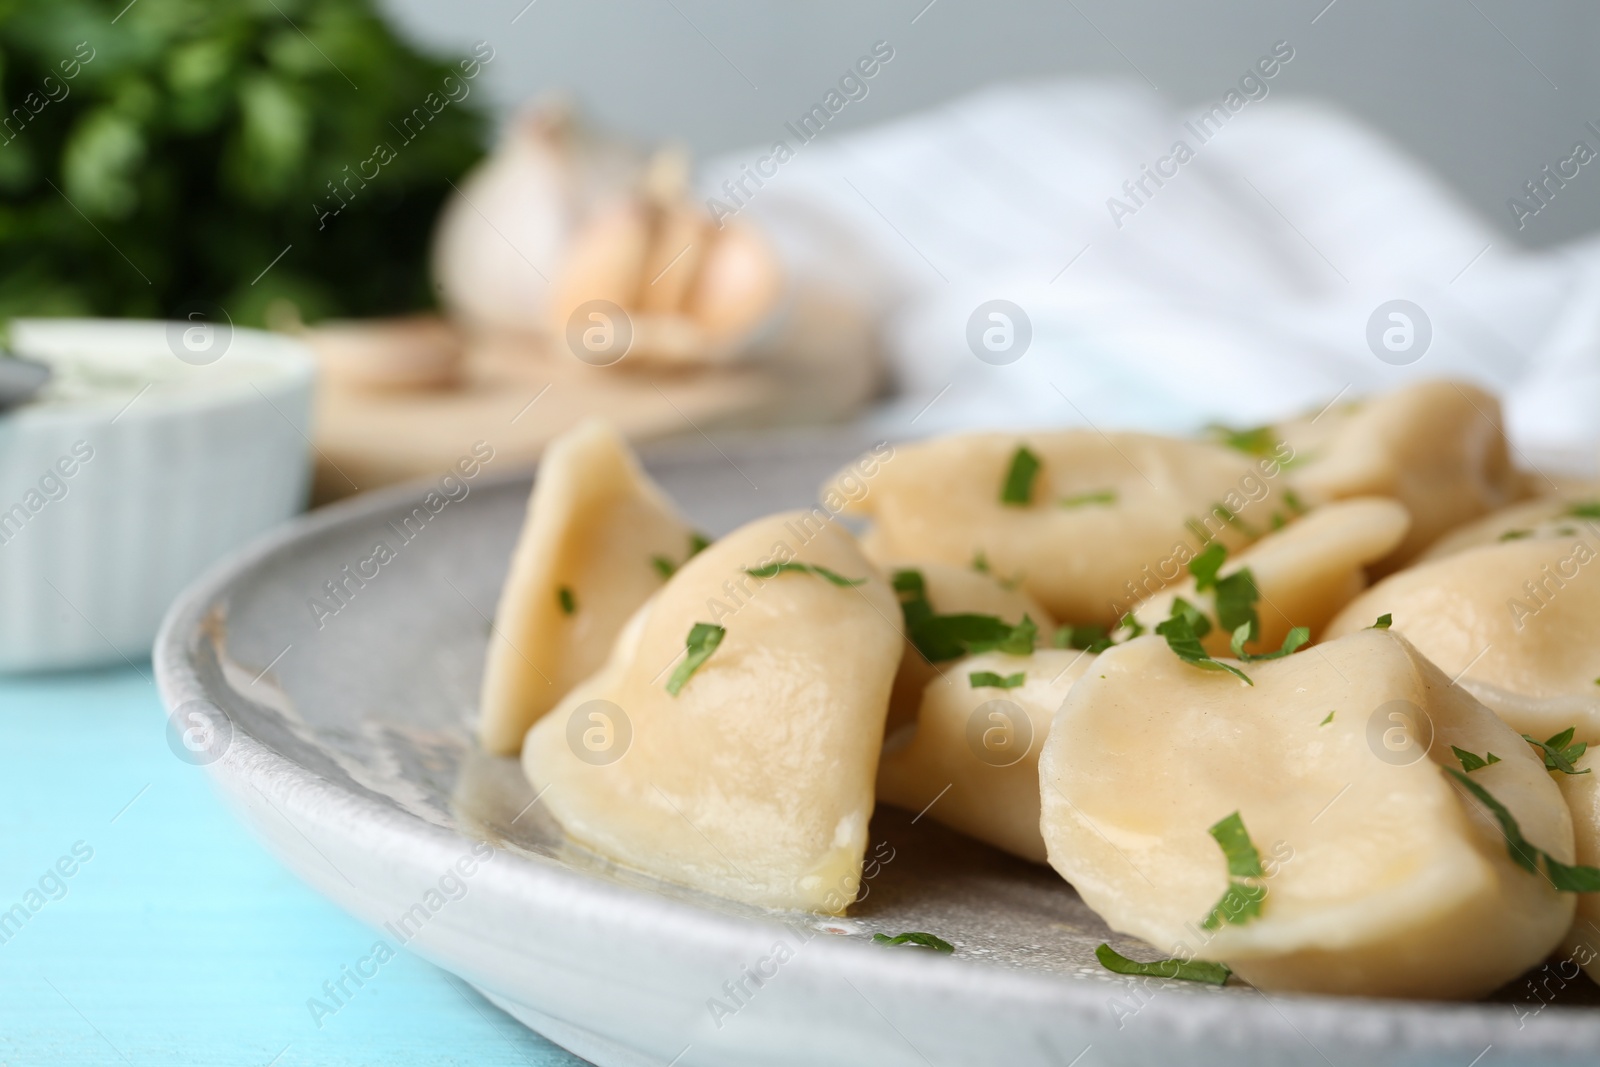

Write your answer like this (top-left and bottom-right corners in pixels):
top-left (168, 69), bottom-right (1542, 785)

top-left (826, 432), bottom-right (1293, 626)
top-left (479, 420), bottom-right (697, 756)
top-left (521, 511), bottom-right (901, 913)
top-left (878, 648), bottom-right (1093, 863)
top-left (1324, 535), bottom-right (1600, 741)
top-left (882, 561), bottom-right (1056, 733)
top-left (1420, 493), bottom-right (1600, 562)
top-left (1275, 380), bottom-right (1524, 570)
top-left (1039, 629), bottom-right (1575, 998)
top-left (1131, 498), bottom-right (1410, 656)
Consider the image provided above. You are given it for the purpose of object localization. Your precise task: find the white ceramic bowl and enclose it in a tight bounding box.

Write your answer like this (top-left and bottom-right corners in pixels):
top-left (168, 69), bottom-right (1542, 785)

top-left (0, 318), bottom-right (314, 672)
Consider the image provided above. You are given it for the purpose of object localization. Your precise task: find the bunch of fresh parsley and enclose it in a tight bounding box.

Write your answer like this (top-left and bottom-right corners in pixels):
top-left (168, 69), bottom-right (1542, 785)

top-left (0, 0), bottom-right (486, 326)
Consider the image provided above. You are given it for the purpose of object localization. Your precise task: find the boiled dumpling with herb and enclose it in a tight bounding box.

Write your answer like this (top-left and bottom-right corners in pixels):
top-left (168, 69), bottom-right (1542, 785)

top-left (880, 562), bottom-right (1055, 733)
top-left (1323, 534), bottom-right (1600, 742)
top-left (879, 648), bottom-right (1094, 863)
top-left (1273, 380), bottom-right (1524, 570)
top-left (521, 511), bottom-right (901, 913)
top-left (1040, 628), bottom-right (1579, 998)
top-left (1131, 498), bottom-right (1409, 656)
top-left (478, 420), bottom-right (701, 755)
top-left (826, 432), bottom-right (1296, 626)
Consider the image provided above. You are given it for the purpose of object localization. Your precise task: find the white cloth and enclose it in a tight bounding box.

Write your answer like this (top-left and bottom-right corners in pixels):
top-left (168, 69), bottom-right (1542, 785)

top-left (704, 80), bottom-right (1600, 474)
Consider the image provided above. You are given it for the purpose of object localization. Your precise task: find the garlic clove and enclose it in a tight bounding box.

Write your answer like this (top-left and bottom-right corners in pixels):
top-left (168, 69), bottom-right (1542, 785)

top-left (690, 220), bottom-right (784, 349)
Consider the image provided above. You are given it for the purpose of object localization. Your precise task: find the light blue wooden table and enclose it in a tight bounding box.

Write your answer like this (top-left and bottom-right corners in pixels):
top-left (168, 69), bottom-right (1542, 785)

top-left (0, 665), bottom-right (588, 1067)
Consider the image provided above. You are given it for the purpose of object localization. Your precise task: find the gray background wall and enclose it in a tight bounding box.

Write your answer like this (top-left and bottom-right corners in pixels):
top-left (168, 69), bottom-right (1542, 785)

top-left (381, 0), bottom-right (1600, 248)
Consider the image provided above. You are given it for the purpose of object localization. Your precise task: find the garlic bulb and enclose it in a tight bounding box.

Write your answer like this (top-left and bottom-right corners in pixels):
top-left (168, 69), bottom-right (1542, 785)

top-left (431, 100), bottom-right (641, 339)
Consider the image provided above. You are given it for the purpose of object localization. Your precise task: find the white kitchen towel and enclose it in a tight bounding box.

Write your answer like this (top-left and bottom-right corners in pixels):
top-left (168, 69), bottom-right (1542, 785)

top-left (704, 78), bottom-right (1600, 474)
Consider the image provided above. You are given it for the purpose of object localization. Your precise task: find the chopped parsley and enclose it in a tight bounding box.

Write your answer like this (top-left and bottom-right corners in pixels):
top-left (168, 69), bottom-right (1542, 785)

top-left (1523, 728), bottom-right (1590, 775)
top-left (1054, 624), bottom-right (1113, 653)
top-left (665, 622), bottom-right (725, 696)
top-left (1230, 624), bottom-right (1309, 663)
top-left (1155, 611), bottom-right (1252, 685)
top-left (872, 931), bottom-right (954, 953)
top-left (1445, 769), bottom-right (1600, 891)
top-left (557, 586), bottom-right (577, 615)
top-left (1201, 811), bottom-right (1268, 929)
top-left (1499, 529), bottom-right (1533, 542)
top-left (1320, 711), bottom-right (1335, 726)
top-left (1451, 746), bottom-right (1501, 773)
top-left (1001, 446), bottom-right (1041, 506)
top-left (1189, 543), bottom-right (1227, 589)
top-left (1283, 489), bottom-right (1306, 514)
top-left (1207, 423), bottom-right (1280, 457)
top-left (970, 670), bottom-right (1025, 689)
top-left (1567, 502), bottom-right (1600, 519)
top-left (1094, 943), bottom-right (1231, 986)
top-left (1120, 612), bottom-right (1147, 639)
top-left (892, 568), bottom-right (1038, 662)
top-left (1371, 613), bottom-right (1393, 630)
top-left (652, 555), bottom-right (676, 579)
top-left (744, 562), bottom-right (865, 587)
top-left (689, 532), bottom-right (712, 556)
top-left (1060, 489), bottom-right (1117, 508)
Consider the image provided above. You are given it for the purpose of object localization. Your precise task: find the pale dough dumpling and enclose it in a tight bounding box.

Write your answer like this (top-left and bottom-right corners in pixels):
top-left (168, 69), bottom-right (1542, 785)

top-left (879, 648), bottom-right (1094, 863)
top-left (521, 511), bottom-right (901, 913)
top-left (1131, 498), bottom-right (1410, 655)
top-left (479, 420), bottom-right (698, 755)
top-left (883, 561), bottom-right (1056, 733)
top-left (1275, 380), bottom-right (1524, 570)
top-left (1324, 534), bottom-right (1600, 741)
top-left (1040, 629), bottom-right (1575, 998)
top-left (827, 432), bottom-right (1294, 626)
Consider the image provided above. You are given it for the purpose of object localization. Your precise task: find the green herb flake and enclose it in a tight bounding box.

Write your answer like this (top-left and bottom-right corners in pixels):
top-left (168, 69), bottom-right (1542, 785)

top-left (689, 532), bottom-right (712, 556)
top-left (1200, 812), bottom-right (1268, 930)
top-left (1283, 489), bottom-right (1307, 515)
top-left (1320, 711), bottom-right (1335, 726)
top-left (1208, 423), bottom-right (1280, 457)
top-left (1001, 446), bottom-right (1041, 506)
top-left (1371, 613), bottom-right (1393, 630)
top-left (1054, 623), bottom-right (1112, 653)
top-left (1155, 612), bottom-right (1252, 685)
top-left (1230, 624), bottom-right (1309, 663)
top-left (1209, 811), bottom-right (1264, 878)
top-left (1567, 502), bottom-right (1600, 519)
top-left (744, 562), bottom-right (866, 587)
top-left (1499, 529), bottom-right (1533, 542)
top-left (1094, 944), bottom-right (1231, 986)
top-left (1189, 543), bottom-right (1228, 591)
top-left (665, 622), bottom-right (725, 697)
top-left (652, 555), bottom-right (676, 579)
top-left (1523, 728), bottom-right (1590, 776)
top-left (972, 549), bottom-right (991, 574)
top-left (1451, 746), bottom-right (1502, 773)
top-left (1213, 569), bottom-right (1261, 640)
top-left (1119, 612), bottom-right (1147, 639)
top-left (1060, 489), bottom-right (1117, 508)
top-left (557, 586), bottom-right (577, 615)
top-left (970, 670), bottom-right (1025, 689)
top-left (1444, 769), bottom-right (1600, 890)
top-left (871, 931), bottom-right (954, 953)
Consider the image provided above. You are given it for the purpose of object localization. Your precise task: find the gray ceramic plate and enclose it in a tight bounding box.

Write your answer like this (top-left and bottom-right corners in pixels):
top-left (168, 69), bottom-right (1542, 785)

top-left (154, 429), bottom-right (1600, 1067)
